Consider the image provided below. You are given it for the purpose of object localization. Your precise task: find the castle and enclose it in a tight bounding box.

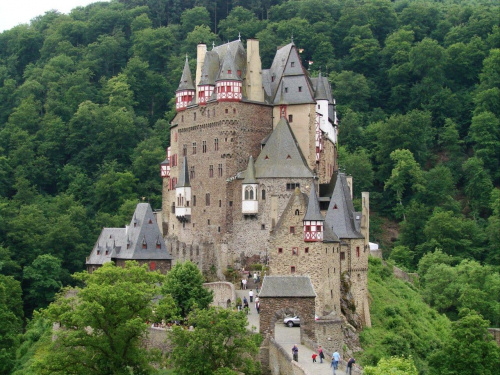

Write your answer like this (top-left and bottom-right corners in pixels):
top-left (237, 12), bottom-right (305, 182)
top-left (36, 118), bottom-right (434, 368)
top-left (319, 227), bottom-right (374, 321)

top-left (160, 38), bottom-right (370, 323)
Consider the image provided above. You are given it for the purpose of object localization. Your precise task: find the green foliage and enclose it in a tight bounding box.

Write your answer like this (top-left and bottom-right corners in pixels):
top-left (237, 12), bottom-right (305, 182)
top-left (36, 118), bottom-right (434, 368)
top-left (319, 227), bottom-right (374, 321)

top-left (360, 258), bottom-right (451, 373)
top-left (36, 262), bottom-right (165, 374)
top-left (168, 306), bottom-right (261, 375)
top-left (162, 261), bottom-right (213, 317)
top-left (364, 356), bottom-right (418, 375)
top-left (0, 275), bottom-right (23, 374)
top-left (428, 309), bottom-right (500, 375)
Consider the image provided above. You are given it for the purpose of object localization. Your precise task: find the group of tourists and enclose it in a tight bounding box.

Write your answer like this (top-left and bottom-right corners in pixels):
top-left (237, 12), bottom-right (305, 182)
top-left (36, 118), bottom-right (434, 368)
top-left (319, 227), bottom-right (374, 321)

top-left (292, 344), bottom-right (356, 375)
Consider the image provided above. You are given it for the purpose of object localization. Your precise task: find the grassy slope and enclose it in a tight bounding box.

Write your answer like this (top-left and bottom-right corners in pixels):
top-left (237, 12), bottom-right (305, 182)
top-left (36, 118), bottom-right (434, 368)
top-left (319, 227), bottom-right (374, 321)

top-left (358, 258), bottom-right (451, 374)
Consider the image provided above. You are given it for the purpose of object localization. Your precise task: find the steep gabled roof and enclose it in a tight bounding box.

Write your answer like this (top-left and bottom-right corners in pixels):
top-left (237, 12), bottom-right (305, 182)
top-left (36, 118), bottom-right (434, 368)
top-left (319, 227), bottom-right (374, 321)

top-left (177, 56), bottom-right (195, 91)
top-left (86, 203), bottom-right (173, 266)
top-left (325, 173), bottom-right (364, 239)
top-left (176, 156), bottom-right (190, 188)
top-left (259, 275), bottom-right (316, 298)
top-left (304, 183), bottom-right (324, 221)
top-left (254, 118), bottom-right (313, 178)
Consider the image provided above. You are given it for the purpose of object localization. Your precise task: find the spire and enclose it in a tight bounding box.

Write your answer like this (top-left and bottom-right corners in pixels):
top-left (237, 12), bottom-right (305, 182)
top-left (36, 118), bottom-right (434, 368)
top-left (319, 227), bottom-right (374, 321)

top-left (243, 156), bottom-right (257, 184)
top-left (238, 32), bottom-right (241, 41)
top-left (315, 71), bottom-right (329, 100)
top-left (304, 183), bottom-right (324, 221)
top-left (177, 56), bottom-right (195, 91)
top-left (176, 156), bottom-right (190, 188)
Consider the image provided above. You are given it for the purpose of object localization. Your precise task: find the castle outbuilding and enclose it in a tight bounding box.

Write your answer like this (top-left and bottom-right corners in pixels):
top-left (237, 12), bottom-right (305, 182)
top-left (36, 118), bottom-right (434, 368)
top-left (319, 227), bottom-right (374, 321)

top-left (161, 38), bottom-right (370, 325)
top-left (86, 203), bottom-right (173, 274)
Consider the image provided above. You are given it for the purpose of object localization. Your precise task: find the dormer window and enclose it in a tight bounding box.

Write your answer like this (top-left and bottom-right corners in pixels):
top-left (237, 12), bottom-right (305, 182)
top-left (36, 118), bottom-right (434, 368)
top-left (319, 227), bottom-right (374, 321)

top-left (228, 69), bottom-right (231, 74)
top-left (149, 219), bottom-right (153, 224)
top-left (291, 62), bottom-right (295, 67)
top-left (97, 249), bottom-right (101, 255)
top-left (105, 250), bottom-right (109, 255)
top-left (237, 70), bottom-right (241, 76)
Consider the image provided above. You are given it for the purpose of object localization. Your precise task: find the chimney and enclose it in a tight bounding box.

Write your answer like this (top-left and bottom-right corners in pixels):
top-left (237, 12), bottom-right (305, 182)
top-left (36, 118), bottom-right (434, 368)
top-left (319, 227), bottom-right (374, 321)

top-left (196, 44), bottom-right (207, 100)
top-left (346, 175), bottom-right (353, 199)
top-left (246, 38), bottom-right (264, 102)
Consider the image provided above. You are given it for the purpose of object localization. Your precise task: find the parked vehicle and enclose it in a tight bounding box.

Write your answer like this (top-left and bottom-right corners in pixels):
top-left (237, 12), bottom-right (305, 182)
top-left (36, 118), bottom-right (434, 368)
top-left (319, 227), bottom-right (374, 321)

top-left (283, 315), bottom-right (319, 327)
top-left (283, 316), bottom-right (300, 327)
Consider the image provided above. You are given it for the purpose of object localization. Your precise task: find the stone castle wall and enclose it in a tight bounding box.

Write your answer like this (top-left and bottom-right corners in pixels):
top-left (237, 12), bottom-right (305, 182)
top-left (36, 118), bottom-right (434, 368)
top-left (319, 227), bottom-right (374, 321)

top-left (204, 281), bottom-right (236, 308)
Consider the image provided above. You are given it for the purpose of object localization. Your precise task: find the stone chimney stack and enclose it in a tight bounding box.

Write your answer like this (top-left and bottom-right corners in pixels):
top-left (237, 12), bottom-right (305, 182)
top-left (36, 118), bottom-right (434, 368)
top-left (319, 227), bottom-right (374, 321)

top-left (196, 43), bottom-right (207, 100)
top-left (361, 192), bottom-right (370, 248)
top-left (246, 38), bottom-right (264, 102)
top-left (346, 175), bottom-right (353, 199)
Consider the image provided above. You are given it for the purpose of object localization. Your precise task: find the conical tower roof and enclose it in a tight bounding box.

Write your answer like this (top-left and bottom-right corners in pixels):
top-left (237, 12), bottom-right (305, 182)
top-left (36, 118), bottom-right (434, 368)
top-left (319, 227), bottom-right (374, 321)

top-left (243, 155), bottom-right (257, 184)
top-left (314, 71), bottom-right (329, 100)
top-left (216, 48), bottom-right (241, 81)
top-left (176, 156), bottom-right (190, 188)
top-left (304, 183), bottom-right (324, 221)
top-left (177, 56), bottom-right (195, 91)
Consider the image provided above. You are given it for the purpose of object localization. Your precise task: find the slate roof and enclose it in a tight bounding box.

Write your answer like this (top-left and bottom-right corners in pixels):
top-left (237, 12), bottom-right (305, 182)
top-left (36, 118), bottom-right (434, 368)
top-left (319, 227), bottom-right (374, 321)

top-left (86, 203), bottom-right (173, 266)
top-left (325, 173), bottom-right (364, 239)
top-left (216, 48), bottom-right (241, 81)
top-left (259, 276), bottom-right (316, 297)
top-left (198, 51), bottom-right (220, 86)
top-left (177, 56), bottom-right (195, 91)
top-left (176, 156), bottom-right (190, 188)
top-left (254, 118), bottom-right (313, 178)
top-left (243, 155), bottom-right (257, 184)
top-left (314, 72), bottom-right (329, 100)
top-left (303, 183), bottom-right (323, 221)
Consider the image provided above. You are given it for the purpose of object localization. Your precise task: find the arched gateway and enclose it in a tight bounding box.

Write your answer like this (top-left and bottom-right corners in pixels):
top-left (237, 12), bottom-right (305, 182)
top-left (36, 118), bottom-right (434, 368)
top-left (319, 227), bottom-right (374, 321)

top-left (258, 276), bottom-right (316, 343)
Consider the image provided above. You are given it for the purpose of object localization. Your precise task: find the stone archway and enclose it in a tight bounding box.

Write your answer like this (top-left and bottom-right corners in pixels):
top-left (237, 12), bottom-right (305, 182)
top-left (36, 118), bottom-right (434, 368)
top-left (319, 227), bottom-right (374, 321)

top-left (258, 276), bottom-right (316, 344)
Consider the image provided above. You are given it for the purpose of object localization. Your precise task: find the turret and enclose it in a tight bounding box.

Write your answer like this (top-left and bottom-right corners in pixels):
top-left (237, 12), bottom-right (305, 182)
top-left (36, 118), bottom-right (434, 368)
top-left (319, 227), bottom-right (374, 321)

top-left (242, 156), bottom-right (258, 215)
top-left (175, 156), bottom-right (191, 220)
top-left (216, 49), bottom-right (242, 102)
top-left (303, 183), bottom-right (323, 242)
top-left (198, 51), bottom-right (218, 105)
top-left (160, 147), bottom-right (171, 178)
top-left (175, 57), bottom-right (195, 111)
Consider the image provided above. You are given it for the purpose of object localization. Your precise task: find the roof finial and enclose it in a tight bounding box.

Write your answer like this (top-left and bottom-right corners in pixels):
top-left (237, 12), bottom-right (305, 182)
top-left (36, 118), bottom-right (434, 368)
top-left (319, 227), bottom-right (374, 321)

top-left (212, 41), bottom-right (215, 49)
top-left (291, 33), bottom-right (294, 44)
top-left (238, 32), bottom-right (241, 41)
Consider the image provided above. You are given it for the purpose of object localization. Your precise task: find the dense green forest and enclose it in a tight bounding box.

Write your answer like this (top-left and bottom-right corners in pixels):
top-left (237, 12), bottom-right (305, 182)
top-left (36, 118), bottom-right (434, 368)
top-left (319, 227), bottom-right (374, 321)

top-left (0, 0), bottom-right (499, 373)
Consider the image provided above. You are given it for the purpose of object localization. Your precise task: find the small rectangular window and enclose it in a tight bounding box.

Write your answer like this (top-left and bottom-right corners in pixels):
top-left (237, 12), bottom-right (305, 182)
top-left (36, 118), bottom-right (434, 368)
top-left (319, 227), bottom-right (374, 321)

top-left (219, 200), bottom-right (222, 207)
top-left (341, 252), bottom-right (345, 261)
top-left (202, 141), bottom-right (207, 153)
top-left (292, 247), bottom-right (298, 255)
top-left (192, 142), bottom-right (197, 154)
top-left (356, 246), bottom-right (360, 257)
top-left (214, 138), bottom-right (219, 151)
top-left (298, 86), bottom-right (302, 92)
top-left (194, 112), bottom-right (196, 120)
top-left (305, 247), bottom-right (309, 253)
top-left (288, 114), bottom-right (293, 122)
top-left (193, 195), bottom-right (196, 206)
top-left (261, 224), bottom-right (266, 230)
top-left (278, 248), bottom-right (283, 253)
top-left (262, 189), bottom-right (266, 200)
top-left (209, 165), bottom-right (214, 178)
top-left (218, 163), bottom-right (223, 177)
top-left (285, 87), bottom-right (288, 93)
top-left (291, 62), bottom-right (295, 67)
top-left (291, 266), bottom-right (296, 273)
top-left (206, 193), bottom-right (210, 206)
top-left (289, 226), bottom-right (295, 234)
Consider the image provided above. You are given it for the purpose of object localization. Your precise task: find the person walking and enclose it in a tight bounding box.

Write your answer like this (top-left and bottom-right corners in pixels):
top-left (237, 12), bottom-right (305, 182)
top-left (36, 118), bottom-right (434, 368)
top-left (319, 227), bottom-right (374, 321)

top-left (346, 357), bottom-right (355, 375)
top-left (331, 351), bottom-right (340, 374)
top-left (242, 278), bottom-right (247, 290)
top-left (249, 289), bottom-right (254, 302)
top-left (318, 345), bottom-right (325, 363)
top-left (292, 344), bottom-right (299, 362)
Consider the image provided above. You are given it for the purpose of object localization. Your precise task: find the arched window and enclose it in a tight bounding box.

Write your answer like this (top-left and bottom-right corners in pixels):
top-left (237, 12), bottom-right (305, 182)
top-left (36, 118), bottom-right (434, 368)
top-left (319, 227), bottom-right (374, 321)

top-left (244, 186), bottom-right (254, 200)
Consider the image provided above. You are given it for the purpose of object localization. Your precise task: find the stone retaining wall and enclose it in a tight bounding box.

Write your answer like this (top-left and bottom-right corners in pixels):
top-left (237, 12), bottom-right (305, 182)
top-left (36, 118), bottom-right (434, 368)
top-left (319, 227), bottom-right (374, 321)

top-left (204, 281), bottom-right (236, 308)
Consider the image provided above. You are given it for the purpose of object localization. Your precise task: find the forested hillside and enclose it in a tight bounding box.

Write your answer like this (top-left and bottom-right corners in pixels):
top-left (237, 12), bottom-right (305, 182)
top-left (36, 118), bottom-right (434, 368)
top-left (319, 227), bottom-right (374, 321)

top-left (0, 0), bottom-right (499, 373)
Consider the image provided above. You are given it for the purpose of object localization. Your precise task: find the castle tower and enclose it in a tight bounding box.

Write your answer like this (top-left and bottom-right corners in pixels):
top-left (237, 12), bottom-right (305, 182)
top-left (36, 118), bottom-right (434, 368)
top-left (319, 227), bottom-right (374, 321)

top-left (303, 182), bottom-right (323, 242)
top-left (175, 57), bottom-right (195, 111)
top-left (242, 155), bottom-right (258, 215)
top-left (215, 49), bottom-right (242, 102)
top-left (175, 156), bottom-right (191, 221)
